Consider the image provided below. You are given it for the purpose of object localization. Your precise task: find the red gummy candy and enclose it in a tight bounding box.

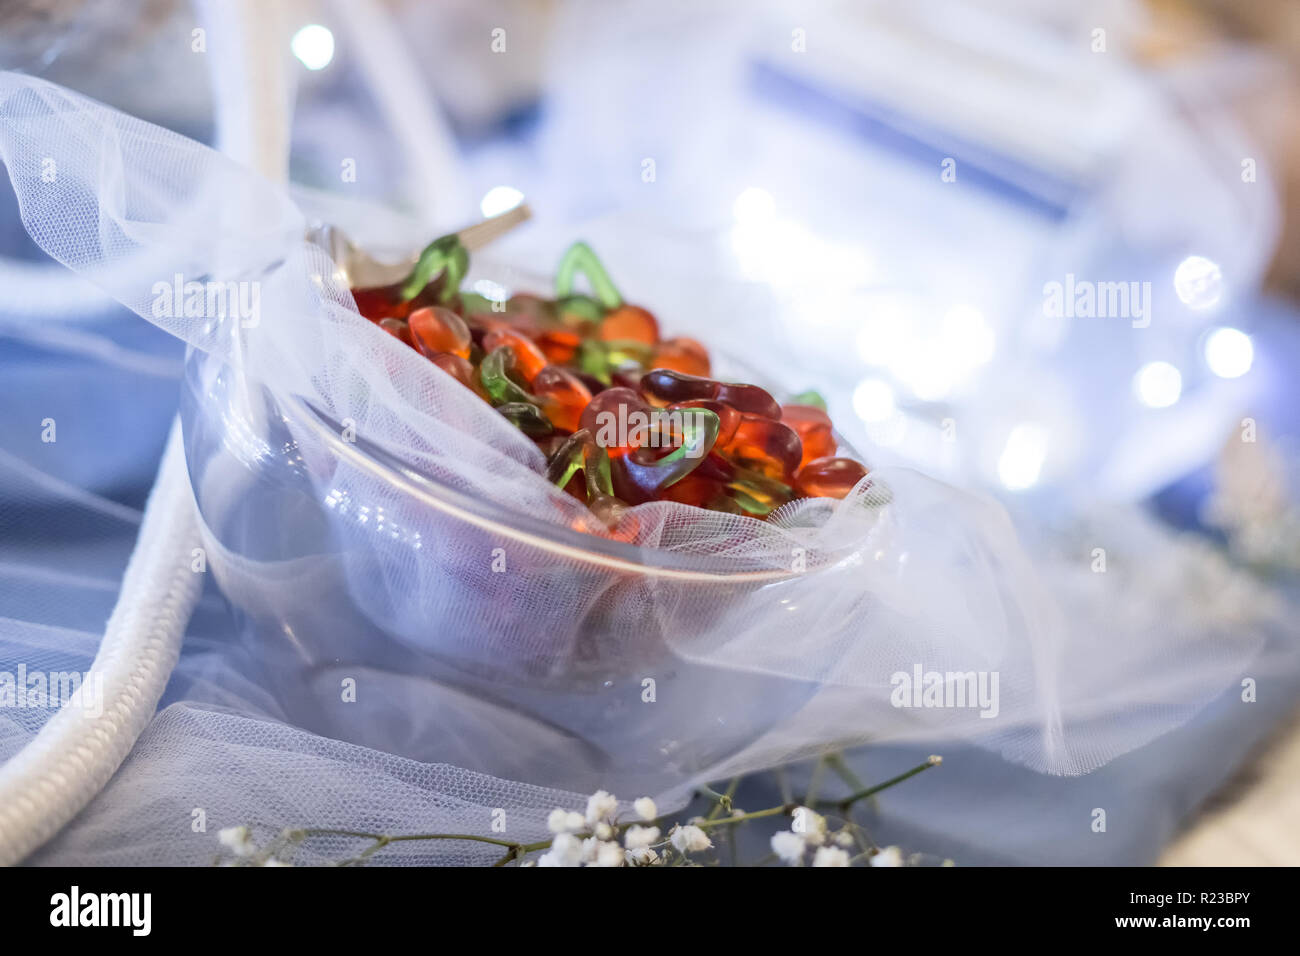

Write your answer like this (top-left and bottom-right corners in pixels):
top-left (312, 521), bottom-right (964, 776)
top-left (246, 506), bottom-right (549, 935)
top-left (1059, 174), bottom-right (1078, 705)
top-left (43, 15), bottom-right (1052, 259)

top-left (482, 328), bottom-right (549, 384)
top-left (467, 311), bottom-right (542, 340)
top-left (409, 306), bottom-right (471, 360)
top-left (782, 404), bottom-right (835, 468)
top-left (352, 278), bottom-right (446, 321)
top-left (377, 317), bottom-right (413, 348)
top-left (650, 337), bottom-right (710, 377)
top-left (640, 369), bottom-right (781, 419)
top-left (721, 414), bottom-right (803, 481)
top-left (660, 472), bottom-right (726, 507)
top-left (533, 365), bottom-right (593, 433)
top-left (794, 456), bottom-right (869, 499)
top-left (580, 387), bottom-right (652, 457)
top-left (429, 352), bottom-right (479, 393)
top-left (535, 328), bottom-right (583, 365)
top-left (716, 381), bottom-right (782, 420)
top-left (597, 305), bottom-right (659, 344)
top-left (669, 399), bottom-right (740, 446)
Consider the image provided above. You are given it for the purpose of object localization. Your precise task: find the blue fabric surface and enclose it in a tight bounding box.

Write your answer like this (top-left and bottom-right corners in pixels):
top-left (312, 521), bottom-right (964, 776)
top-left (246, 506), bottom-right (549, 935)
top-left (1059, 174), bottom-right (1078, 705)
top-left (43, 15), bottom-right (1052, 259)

top-left (727, 632), bottom-right (1300, 865)
top-left (2, 292), bottom-right (1298, 865)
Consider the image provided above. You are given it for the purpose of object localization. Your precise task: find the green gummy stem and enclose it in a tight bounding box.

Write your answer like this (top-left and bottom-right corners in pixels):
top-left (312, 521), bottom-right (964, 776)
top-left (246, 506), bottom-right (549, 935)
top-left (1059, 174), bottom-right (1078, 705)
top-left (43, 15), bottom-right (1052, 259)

top-left (651, 408), bottom-right (721, 489)
top-left (401, 234), bottom-right (469, 302)
top-left (789, 389), bottom-right (827, 411)
top-left (584, 444), bottom-right (615, 498)
top-left (480, 347), bottom-right (534, 405)
top-left (554, 242), bottom-right (623, 309)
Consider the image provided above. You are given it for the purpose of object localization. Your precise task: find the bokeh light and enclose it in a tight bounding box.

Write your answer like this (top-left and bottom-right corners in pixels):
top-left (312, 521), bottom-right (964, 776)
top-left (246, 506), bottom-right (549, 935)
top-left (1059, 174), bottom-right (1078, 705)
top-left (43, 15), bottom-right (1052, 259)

top-left (1203, 327), bottom-right (1253, 378)
top-left (291, 25), bottom-right (335, 71)
top-left (1134, 360), bottom-right (1183, 408)
top-left (1174, 255), bottom-right (1223, 310)
top-left (480, 185), bottom-right (524, 218)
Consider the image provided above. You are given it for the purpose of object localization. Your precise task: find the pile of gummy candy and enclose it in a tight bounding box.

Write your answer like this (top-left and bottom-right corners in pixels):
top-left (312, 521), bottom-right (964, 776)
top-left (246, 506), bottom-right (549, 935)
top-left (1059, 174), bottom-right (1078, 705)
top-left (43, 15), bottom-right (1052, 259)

top-left (350, 233), bottom-right (868, 533)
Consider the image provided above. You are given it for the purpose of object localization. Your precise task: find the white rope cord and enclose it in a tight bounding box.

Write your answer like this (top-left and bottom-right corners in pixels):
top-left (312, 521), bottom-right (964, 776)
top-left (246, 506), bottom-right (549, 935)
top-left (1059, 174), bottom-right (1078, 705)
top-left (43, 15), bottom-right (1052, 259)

top-left (0, 0), bottom-right (293, 866)
top-left (0, 0), bottom-right (454, 862)
top-left (0, 422), bottom-right (200, 865)
top-left (325, 0), bottom-right (474, 227)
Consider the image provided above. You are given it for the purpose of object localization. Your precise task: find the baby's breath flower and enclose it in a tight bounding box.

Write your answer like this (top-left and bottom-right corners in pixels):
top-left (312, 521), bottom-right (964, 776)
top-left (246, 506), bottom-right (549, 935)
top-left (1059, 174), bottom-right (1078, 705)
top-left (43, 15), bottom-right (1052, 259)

top-left (537, 832), bottom-right (583, 867)
top-left (812, 846), bottom-right (850, 867)
top-left (585, 790), bottom-right (619, 827)
top-left (592, 841), bottom-right (625, 867)
top-left (594, 822), bottom-right (614, 841)
top-left (626, 846), bottom-right (659, 866)
top-left (870, 846), bottom-right (904, 867)
top-left (546, 808), bottom-right (586, 833)
top-left (546, 808), bottom-right (570, 834)
top-left (218, 825), bottom-right (256, 858)
top-left (834, 830), bottom-right (856, 849)
top-left (793, 806), bottom-right (827, 846)
top-left (670, 824), bottom-right (713, 855)
top-left (771, 830), bottom-right (806, 864)
top-left (633, 797), bottom-right (658, 821)
top-left (624, 825), bottom-right (660, 851)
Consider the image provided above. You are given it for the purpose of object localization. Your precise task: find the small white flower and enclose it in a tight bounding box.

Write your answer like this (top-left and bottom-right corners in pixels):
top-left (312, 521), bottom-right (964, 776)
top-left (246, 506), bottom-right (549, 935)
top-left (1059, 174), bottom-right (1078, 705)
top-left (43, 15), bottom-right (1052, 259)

top-left (260, 858), bottom-right (293, 867)
top-left (871, 846), bottom-right (904, 867)
top-left (537, 832), bottom-right (584, 867)
top-left (812, 846), bottom-right (851, 867)
top-left (218, 825), bottom-right (256, 857)
top-left (834, 830), bottom-right (856, 849)
top-left (585, 790), bottom-right (619, 827)
top-left (633, 797), bottom-right (658, 821)
top-left (594, 822), bottom-right (614, 841)
top-left (547, 808), bottom-right (586, 833)
top-left (670, 824), bottom-right (713, 854)
top-left (771, 830), bottom-right (806, 864)
top-left (592, 841), bottom-right (625, 867)
top-left (624, 825), bottom-right (660, 850)
top-left (580, 836), bottom-right (600, 864)
top-left (626, 846), bottom-right (659, 866)
top-left (792, 806), bottom-right (827, 846)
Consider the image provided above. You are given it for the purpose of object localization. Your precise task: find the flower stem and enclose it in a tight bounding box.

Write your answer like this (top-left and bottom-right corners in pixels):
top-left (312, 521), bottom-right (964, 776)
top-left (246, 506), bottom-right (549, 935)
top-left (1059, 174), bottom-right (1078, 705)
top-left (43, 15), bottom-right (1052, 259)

top-left (695, 805), bottom-right (791, 830)
top-left (835, 756), bottom-right (942, 811)
top-left (825, 753), bottom-right (866, 793)
top-left (300, 827), bottom-right (519, 850)
top-left (270, 757), bottom-right (940, 866)
top-left (705, 776), bottom-right (742, 822)
top-left (804, 754), bottom-right (829, 806)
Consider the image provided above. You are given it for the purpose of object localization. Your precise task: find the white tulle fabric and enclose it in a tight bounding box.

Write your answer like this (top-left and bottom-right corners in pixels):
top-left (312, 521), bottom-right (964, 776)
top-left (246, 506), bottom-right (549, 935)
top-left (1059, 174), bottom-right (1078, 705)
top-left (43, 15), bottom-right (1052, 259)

top-left (0, 71), bottom-right (1277, 862)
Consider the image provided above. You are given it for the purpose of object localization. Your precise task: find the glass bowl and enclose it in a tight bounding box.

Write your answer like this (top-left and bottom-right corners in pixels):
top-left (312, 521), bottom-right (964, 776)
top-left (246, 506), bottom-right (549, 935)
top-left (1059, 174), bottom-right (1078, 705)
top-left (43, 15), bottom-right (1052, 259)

top-left (179, 317), bottom-right (879, 797)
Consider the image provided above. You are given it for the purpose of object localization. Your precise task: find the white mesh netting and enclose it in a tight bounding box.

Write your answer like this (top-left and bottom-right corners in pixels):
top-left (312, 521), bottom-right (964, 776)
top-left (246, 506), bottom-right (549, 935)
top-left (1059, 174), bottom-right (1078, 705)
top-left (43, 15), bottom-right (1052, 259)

top-left (0, 71), bottom-right (1277, 863)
